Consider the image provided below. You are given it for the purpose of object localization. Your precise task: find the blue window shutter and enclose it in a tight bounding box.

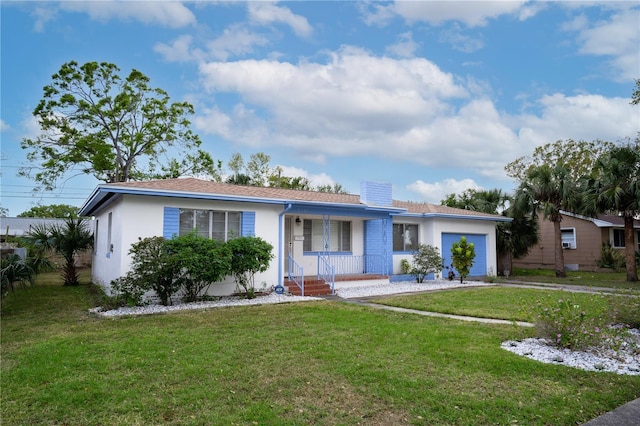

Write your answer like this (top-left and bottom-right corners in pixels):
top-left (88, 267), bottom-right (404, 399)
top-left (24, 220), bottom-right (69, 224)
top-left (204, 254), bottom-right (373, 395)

top-left (163, 207), bottom-right (179, 239)
top-left (241, 211), bottom-right (255, 237)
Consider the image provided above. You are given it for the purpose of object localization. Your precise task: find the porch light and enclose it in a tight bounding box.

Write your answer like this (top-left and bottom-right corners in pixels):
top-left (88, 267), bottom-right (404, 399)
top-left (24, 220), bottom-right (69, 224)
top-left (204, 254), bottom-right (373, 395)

top-left (295, 216), bottom-right (301, 225)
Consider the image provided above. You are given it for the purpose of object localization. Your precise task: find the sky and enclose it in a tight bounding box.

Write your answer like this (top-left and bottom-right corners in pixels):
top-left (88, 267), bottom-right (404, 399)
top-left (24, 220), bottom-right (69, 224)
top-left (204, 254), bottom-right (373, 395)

top-left (1, 1), bottom-right (639, 217)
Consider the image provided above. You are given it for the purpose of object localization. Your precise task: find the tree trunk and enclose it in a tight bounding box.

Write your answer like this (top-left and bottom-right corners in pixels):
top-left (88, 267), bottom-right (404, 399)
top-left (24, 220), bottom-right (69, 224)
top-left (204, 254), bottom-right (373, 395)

top-left (624, 214), bottom-right (638, 282)
top-left (553, 218), bottom-right (566, 278)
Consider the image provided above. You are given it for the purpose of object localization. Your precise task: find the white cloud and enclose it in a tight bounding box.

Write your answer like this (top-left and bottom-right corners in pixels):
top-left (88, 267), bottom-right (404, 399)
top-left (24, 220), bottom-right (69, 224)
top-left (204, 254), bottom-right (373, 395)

top-left (154, 35), bottom-right (201, 62)
top-left (392, 1), bottom-right (529, 27)
top-left (247, 2), bottom-right (313, 38)
top-left (385, 32), bottom-right (419, 58)
top-left (407, 179), bottom-right (482, 203)
top-left (193, 48), bottom-right (638, 186)
top-left (275, 166), bottom-right (335, 187)
top-left (438, 25), bottom-right (484, 53)
top-left (31, 6), bottom-right (57, 32)
top-left (514, 93), bottom-right (638, 145)
top-left (206, 24), bottom-right (270, 61)
top-left (60, 1), bottom-right (196, 28)
top-left (572, 10), bottom-right (640, 81)
top-left (155, 25), bottom-right (270, 63)
top-left (0, 119), bottom-right (9, 132)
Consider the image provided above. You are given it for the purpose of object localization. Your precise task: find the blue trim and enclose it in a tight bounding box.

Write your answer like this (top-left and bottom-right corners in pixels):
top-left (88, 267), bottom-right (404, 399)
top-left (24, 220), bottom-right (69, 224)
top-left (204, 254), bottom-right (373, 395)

top-left (163, 207), bottom-right (179, 239)
top-left (241, 211), bottom-right (256, 236)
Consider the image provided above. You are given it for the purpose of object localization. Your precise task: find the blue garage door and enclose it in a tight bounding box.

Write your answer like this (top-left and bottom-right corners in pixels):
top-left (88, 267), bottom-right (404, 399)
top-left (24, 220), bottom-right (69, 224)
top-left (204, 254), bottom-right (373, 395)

top-left (441, 233), bottom-right (487, 277)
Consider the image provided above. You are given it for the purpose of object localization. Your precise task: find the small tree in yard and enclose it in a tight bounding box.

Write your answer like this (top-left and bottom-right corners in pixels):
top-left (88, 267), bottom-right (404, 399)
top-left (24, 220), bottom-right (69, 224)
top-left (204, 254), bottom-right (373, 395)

top-left (165, 234), bottom-right (232, 303)
top-left (226, 236), bottom-right (274, 299)
top-left (451, 236), bottom-right (476, 284)
top-left (409, 244), bottom-right (444, 283)
top-left (22, 218), bottom-right (93, 286)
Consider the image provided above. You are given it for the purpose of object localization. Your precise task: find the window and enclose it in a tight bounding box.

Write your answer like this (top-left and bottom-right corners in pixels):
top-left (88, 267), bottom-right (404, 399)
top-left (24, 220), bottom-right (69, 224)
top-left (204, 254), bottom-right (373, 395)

top-left (303, 219), bottom-right (351, 252)
top-left (637, 231), bottom-right (640, 251)
top-left (179, 209), bottom-right (241, 241)
top-left (107, 212), bottom-right (113, 252)
top-left (393, 223), bottom-right (418, 252)
top-left (561, 228), bottom-right (576, 249)
top-left (613, 229), bottom-right (625, 248)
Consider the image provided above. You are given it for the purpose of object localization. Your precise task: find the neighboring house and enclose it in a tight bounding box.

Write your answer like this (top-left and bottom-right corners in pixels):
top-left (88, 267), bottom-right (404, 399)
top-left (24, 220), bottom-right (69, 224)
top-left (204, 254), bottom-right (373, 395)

top-left (513, 211), bottom-right (640, 272)
top-left (79, 178), bottom-right (510, 296)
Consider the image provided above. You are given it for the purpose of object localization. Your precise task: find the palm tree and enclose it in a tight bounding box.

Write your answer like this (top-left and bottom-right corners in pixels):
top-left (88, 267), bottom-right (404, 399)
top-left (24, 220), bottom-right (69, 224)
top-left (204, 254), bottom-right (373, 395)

top-left (584, 141), bottom-right (640, 282)
top-left (22, 218), bottom-right (93, 286)
top-left (513, 163), bottom-right (578, 278)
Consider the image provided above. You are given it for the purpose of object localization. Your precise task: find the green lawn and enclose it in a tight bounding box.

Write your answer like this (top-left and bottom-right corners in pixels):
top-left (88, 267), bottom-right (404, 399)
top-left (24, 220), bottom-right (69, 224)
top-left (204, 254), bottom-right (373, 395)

top-left (372, 287), bottom-right (625, 322)
top-left (510, 267), bottom-right (640, 290)
top-left (2, 273), bottom-right (639, 425)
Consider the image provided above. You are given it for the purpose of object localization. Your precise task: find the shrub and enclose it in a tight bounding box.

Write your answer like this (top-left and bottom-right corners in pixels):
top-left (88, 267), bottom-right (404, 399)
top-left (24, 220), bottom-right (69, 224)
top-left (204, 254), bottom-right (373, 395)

top-left (450, 236), bottom-right (476, 283)
top-left (166, 233), bottom-right (232, 303)
top-left (408, 244), bottom-right (444, 283)
top-left (530, 293), bottom-right (639, 352)
top-left (226, 236), bottom-right (274, 299)
top-left (596, 243), bottom-right (625, 271)
top-left (1, 254), bottom-right (35, 294)
top-left (128, 236), bottom-right (180, 306)
top-left (400, 259), bottom-right (411, 275)
top-left (110, 276), bottom-right (147, 307)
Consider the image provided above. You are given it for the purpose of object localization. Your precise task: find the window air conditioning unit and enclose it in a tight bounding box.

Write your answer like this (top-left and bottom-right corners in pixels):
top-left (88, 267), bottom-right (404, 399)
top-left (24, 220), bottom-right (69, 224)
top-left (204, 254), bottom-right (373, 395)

top-left (562, 242), bottom-right (571, 249)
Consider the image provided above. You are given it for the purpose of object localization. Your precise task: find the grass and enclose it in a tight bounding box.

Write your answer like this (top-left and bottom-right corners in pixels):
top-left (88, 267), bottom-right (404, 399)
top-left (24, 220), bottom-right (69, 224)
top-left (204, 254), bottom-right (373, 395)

top-left (2, 272), bottom-right (639, 425)
top-left (372, 287), bottom-right (626, 323)
top-left (510, 267), bottom-right (640, 290)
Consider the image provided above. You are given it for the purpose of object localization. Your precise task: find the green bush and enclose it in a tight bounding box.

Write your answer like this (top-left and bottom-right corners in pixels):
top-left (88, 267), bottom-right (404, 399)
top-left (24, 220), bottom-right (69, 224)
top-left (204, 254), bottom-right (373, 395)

top-left (596, 243), bottom-right (626, 271)
top-left (530, 293), bottom-right (639, 352)
top-left (166, 233), bottom-right (232, 303)
top-left (110, 276), bottom-right (147, 307)
top-left (451, 236), bottom-right (476, 283)
top-left (408, 244), bottom-right (444, 283)
top-left (227, 236), bottom-right (274, 299)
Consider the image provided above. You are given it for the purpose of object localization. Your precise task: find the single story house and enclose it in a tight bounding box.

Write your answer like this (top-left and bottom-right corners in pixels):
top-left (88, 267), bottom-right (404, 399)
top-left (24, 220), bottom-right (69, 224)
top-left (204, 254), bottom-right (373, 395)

top-left (79, 178), bottom-right (510, 296)
top-left (513, 211), bottom-right (640, 272)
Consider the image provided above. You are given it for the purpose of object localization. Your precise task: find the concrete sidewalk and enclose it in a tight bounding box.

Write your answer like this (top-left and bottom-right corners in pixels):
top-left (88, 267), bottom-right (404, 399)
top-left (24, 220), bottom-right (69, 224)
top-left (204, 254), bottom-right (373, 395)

top-left (582, 397), bottom-right (640, 425)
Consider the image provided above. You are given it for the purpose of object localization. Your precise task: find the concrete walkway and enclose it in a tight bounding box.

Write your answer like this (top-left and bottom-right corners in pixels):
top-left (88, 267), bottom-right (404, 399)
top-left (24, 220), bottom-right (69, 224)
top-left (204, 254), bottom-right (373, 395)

top-left (582, 397), bottom-right (640, 426)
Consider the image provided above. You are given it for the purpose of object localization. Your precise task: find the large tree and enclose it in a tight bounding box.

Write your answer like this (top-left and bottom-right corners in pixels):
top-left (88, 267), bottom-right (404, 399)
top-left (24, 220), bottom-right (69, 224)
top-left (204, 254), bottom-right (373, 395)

top-left (505, 139), bottom-right (613, 182)
top-left (583, 140), bottom-right (640, 282)
top-left (20, 61), bottom-right (220, 190)
top-left (18, 204), bottom-right (79, 218)
top-left (513, 163), bottom-right (581, 277)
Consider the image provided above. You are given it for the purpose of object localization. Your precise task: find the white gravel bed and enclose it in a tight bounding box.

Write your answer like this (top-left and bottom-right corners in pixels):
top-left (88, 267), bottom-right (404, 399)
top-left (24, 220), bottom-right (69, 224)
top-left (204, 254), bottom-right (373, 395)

top-left (90, 293), bottom-right (322, 317)
top-left (335, 279), bottom-right (490, 298)
top-left (501, 330), bottom-right (640, 376)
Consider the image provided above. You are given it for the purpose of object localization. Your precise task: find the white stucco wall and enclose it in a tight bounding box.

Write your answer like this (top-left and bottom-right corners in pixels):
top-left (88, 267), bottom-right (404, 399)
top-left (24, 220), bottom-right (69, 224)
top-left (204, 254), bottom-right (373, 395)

top-left (391, 216), bottom-right (498, 277)
top-left (90, 194), bottom-right (285, 296)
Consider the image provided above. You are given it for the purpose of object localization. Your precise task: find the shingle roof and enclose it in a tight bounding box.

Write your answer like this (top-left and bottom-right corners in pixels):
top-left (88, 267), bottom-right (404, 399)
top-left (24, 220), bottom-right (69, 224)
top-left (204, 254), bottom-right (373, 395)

top-left (90, 177), bottom-right (506, 220)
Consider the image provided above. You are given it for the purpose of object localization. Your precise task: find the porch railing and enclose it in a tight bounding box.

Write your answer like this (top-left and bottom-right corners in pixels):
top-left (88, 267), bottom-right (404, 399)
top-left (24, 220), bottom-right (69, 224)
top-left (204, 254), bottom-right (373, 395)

top-left (317, 256), bottom-right (335, 295)
top-left (327, 254), bottom-right (388, 276)
top-left (287, 254), bottom-right (305, 296)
